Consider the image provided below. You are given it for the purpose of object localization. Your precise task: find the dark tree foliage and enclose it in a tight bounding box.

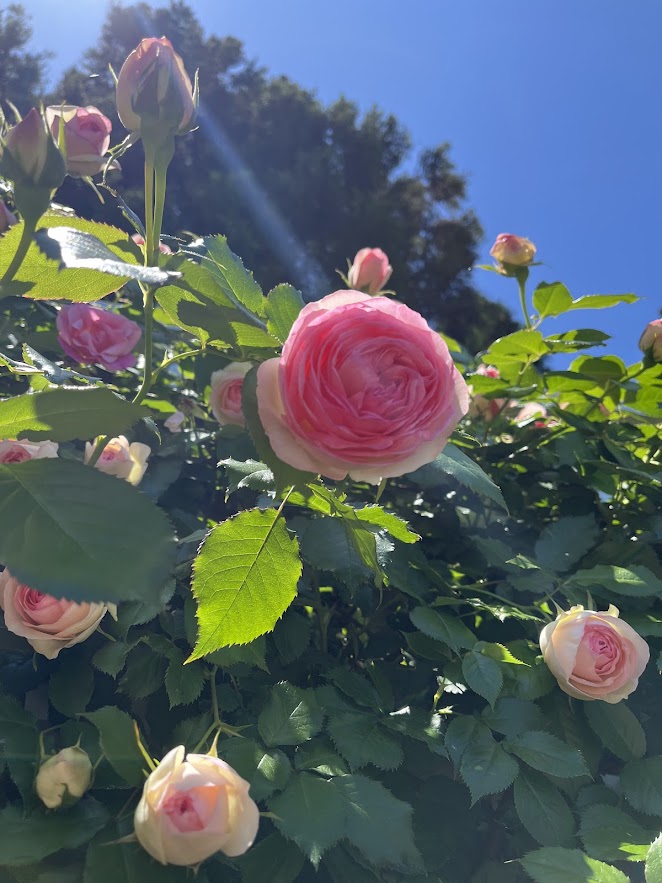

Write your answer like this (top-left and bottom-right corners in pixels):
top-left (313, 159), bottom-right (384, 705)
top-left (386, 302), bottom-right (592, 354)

top-left (47, 1), bottom-right (515, 349)
top-left (0, 3), bottom-right (51, 113)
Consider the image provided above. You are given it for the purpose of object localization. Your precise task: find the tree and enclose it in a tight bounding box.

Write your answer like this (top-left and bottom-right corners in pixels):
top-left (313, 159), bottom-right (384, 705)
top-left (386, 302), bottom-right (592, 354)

top-left (49, 1), bottom-right (515, 350)
top-left (0, 3), bottom-right (50, 114)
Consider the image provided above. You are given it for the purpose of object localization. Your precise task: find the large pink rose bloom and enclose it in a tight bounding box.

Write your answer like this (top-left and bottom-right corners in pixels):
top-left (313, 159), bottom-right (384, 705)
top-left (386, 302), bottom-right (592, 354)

top-left (0, 569), bottom-right (115, 660)
top-left (56, 304), bottom-right (141, 371)
top-left (257, 291), bottom-right (469, 483)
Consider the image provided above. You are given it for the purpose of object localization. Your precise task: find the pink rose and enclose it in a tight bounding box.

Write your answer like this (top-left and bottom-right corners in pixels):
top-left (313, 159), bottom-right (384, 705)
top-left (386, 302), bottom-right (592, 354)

top-left (540, 604), bottom-right (649, 703)
top-left (85, 436), bottom-right (151, 486)
top-left (45, 105), bottom-right (112, 178)
top-left (513, 401), bottom-right (547, 426)
top-left (490, 233), bottom-right (536, 268)
top-left (0, 439), bottom-right (58, 463)
top-left (468, 364), bottom-right (508, 422)
top-left (0, 202), bottom-right (17, 233)
top-left (0, 569), bottom-right (115, 660)
top-left (134, 745), bottom-right (259, 866)
top-left (164, 410), bottom-right (185, 433)
top-left (56, 304), bottom-right (141, 371)
top-left (209, 363), bottom-right (251, 427)
top-left (131, 233), bottom-right (172, 255)
top-left (256, 291), bottom-right (469, 483)
top-left (639, 319), bottom-right (662, 363)
top-left (348, 248), bottom-right (393, 295)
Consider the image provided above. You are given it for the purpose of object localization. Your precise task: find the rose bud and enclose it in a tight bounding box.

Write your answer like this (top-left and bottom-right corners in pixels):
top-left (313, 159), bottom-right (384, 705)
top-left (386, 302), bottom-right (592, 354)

top-left (257, 291), bottom-right (469, 483)
top-left (56, 303), bottom-right (141, 372)
top-left (540, 604), bottom-right (649, 703)
top-left (209, 362), bottom-right (251, 428)
top-left (490, 233), bottom-right (536, 269)
top-left (134, 745), bottom-right (259, 866)
top-left (35, 746), bottom-right (92, 809)
top-left (45, 105), bottom-right (115, 178)
top-left (0, 201), bottom-right (17, 233)
top-left (0, 568), bottom-right (116, 660)
top-left (0, 439), bottom-right (58, 463)
top-left (638, 319), bottom-right (662, 364)
top-left (116, 37), bottom-right (196, 140)
top-left (85, 436), bottom-right (151, 486)
top-left (347, 248), bottom-right (393, 295)
top-left (131, 232), bottom-right (172, 255)
top-left (0, 108), bottom-right (65, 193)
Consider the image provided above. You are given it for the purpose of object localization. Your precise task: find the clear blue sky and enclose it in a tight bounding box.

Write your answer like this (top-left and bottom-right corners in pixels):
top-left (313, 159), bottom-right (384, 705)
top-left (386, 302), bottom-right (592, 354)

top-left (23, 0), bottom-right (662, 363)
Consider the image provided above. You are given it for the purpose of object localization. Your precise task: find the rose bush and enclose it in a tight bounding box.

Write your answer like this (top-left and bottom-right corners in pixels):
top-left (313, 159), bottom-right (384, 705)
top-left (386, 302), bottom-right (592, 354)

top-left (0, 31), bottom-right (661, 883)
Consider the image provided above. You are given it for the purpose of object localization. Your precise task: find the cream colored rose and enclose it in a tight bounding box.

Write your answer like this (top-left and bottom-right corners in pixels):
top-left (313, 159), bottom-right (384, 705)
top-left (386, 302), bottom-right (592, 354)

top-left (85, 436), bottom-right (151, 485)
top-left (134, 745), bottom-right (259, 866)
top-left (0, 568), bottom-right (116, 660)
top-left (209, 362), bottom-right (251, 427)
top-left (36, 746), bottom-right (92, 809)
top-left (540, 604), bottom-right (649, 703)
top-left (0, 438), bottom-right (58, 463)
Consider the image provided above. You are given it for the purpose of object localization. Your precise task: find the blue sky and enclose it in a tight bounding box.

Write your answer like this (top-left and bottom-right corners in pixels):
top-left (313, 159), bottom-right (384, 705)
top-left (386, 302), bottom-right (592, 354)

top-left (24, 0), bottom-right (661, 363)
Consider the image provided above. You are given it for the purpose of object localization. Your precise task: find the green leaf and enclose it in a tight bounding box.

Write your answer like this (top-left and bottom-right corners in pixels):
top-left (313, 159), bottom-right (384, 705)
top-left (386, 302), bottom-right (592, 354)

top-left (220, 458), bottom-right (275, 495)
top-left (0, 388), bottom-right (147, 443)
top-left (521, 847), bottom-right (630, 882)
top-left (534, 515), bottom-right (599, 573)
top-left (621, 757), bottom-right (662, 816)
top-left (206, 636), bottom-right (268, 671)
top-left (459, 724), bottom-right (519, 803)
top-left (0, 798), bottom-right (108, 866)
top-left (505, 657), bottom-right (556, 701)
top-left (203, 234), bottom-right (266, 317)
top-left (81, 707), bottom-right (145, 786)
top-left (445, 715), bottom-right (481, 768)
top-left (83, 819), bottom-right (188, 883)
top-left (410, 606), bottom-right (476, 653)
top-left (383, 708), bottom-right (447, 756)
top-left (35, 226), bottom-right (175, 286)
top-left (545, 329), bottom-right (611, 353)
top-left (294, 741), bottom-right (350, 777)
top-left (580, 804), bottom-right (653, 863)
top-left (514, 767), bottom-right (575, 846)
top-left (0, 691), bottom-right (38, 801)
top-left (334, 774), bottom-right (422, 871)
top-left (273, 611), bottom-right (312, 665)
top-left (327, 711), bottom-right (403, 771)
top-left (567, 292), bottom-right (638, 311)
top-left (118, 643), bottom-right (168, 699)
top-left (567, 565), bottom-right (662, 597)
top-left (584, 701), bottom-right (646, 762)
top-left (480, 642), bottom-right (530, 665)
top-left (258, 682), bottom-right (324, 747)
top-left (407, 443), bottom-right (508, 512)
top-left (533, 282), bottom-right (574, 318)
top-left (646, 834), bottom-right (662, 882)
top-left (270, 772), bottom-right (346, 866)
top-left (327, 667), bottom-right (381, 709)
top-left (0, 216), bottom-right (142, 302)
top-left (506, 731), bottom-right (589, 778)
top-left (48, 654), bottom-right (94, 716)
top-left (485, 329), bottom-right (550, 368)
top-left (265, 283), bottom-right (304, 342)
top-left (482, 698), bottom-right (548, 738)
top-left (164, 649), bottom-right (206, 708)
top-left (462, 650), bottom-right (503, 706)
top-left (0, 458), bottom-right (175, 604)
top-left (353, 505), bottom-right (420, 543)
top-left (189, 508), bottom-right (302, 656)
top-left (91, 640), bottom-right (133, 678)
top-left (219, 738), bottom-right (292, 802)
top-left (237, 832), bottom-right (305, 883)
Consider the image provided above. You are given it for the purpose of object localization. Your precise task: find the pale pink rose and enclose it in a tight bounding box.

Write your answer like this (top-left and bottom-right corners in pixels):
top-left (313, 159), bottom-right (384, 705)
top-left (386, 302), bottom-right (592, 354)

top-left (0, 569), bottom-right (115, 660)
top-left (468, 364), bottom-right (509, 421)
top-left (490, 233), bottom-right (536, 267)
top-left (347, 248), bottom-right (393, 295)
top-left (134, 745), bottom-right (259, 866)
top-left (540, 604), bottom-right (649, 703)
top-left (45, 105), bottom-right (112, 177)
top-left (85, 436), bottom-right (151, 486)
top-left (513, 401), bottom-right (547, 426)
top-left (256, 290), bottom-right (469, 483)
top-left (209, 363), bottom-right (251, 427)
top-left (164, 410), bottom-right (185, 433)
top-left (0, 439), bottom-right (58, 463)
top-left (56, 304), bottom-right (141, 371)
top-left (639, 319), bottom-right (662, 363)
top-left (0, 202), bottom-right (17, 233)
top-left (131, 233), bottom-right (173, 255)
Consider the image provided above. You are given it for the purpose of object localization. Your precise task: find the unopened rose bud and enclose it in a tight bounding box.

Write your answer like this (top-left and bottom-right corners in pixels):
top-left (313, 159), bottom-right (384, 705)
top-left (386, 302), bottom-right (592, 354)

top-left (0, 201), bottom-right (17, 233)
top-left (347, 248), bottom-right (393, 295)
top-left (490, 233), bottom-right (536, 270)
top-left (116, 37), bottom-right (196, 144)
top-left (638, 319), bottom-right (662, 364)
top-left (1, 108), bottom-right (65, 191)
top-left (35, 746), bottom-right (92, 809)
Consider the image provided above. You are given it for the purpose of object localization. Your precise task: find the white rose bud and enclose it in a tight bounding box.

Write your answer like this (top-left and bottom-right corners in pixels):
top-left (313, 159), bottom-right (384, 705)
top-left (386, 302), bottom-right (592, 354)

top-left (35, 746), bottom-right (92, 809)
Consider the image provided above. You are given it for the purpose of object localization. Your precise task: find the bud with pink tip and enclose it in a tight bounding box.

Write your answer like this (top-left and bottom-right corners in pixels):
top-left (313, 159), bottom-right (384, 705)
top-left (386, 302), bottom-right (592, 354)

top-left (1, 108), bottom-right (65, 191)
top-left (638, 319), bottom-right (662, 364)
top-left (348, 248), bottom-right (393, 295)
top-left (490, 233), bottom-right (536, 269)
top-left (45, 105), bottom-right (115, 178)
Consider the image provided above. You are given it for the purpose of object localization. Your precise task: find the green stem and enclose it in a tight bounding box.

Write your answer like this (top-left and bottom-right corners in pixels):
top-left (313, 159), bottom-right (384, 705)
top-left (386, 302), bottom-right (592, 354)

top-left (0, 217), bottom-right (36, 291)
top-left (151, 160), bottom-right (168, 267)
top-left (517, 274), bottom-right (532, 330)
top-left (210, 665), bottom-right (220, 726)
top-left (87, 434), bottom-right (111, 468)
top-left (133, 287), bottom-right (154, 406)
top-left (143, 158), bottom-right (155, 268)
top-left (151, 348), bottom-right (203, 382)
